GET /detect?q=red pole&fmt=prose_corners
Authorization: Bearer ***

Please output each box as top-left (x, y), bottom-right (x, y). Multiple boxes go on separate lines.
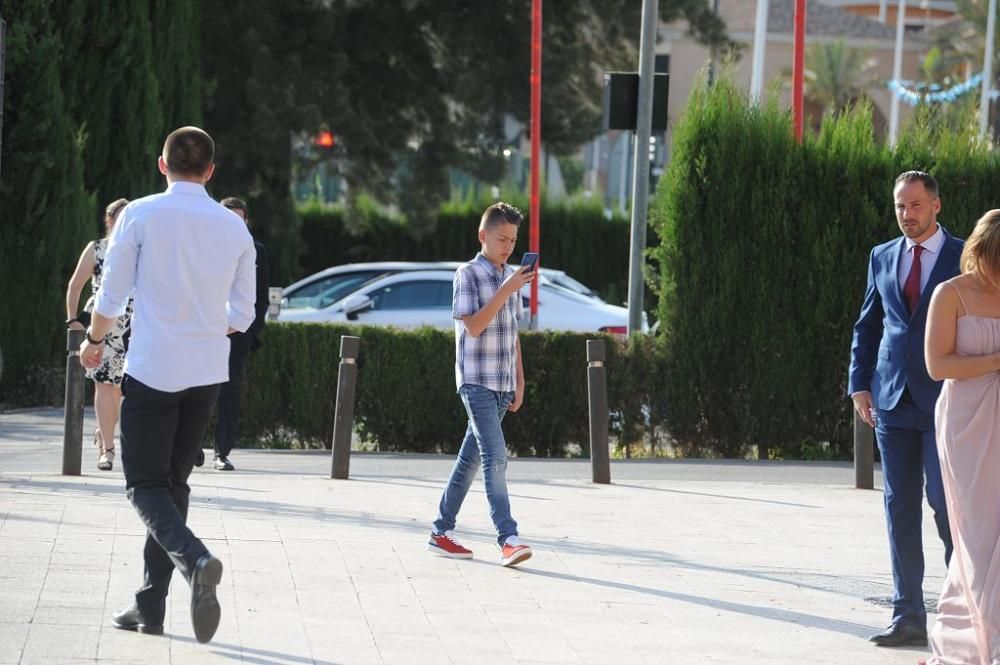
top-left (529, 0), bottom-right (542, 325)
top-left (792, 0), bottom-right (806, 142)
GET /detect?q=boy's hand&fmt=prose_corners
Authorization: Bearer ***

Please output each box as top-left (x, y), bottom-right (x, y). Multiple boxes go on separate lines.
top-left (509, 384), bottom-right (525, 412)
top-left (502, 266), bottom-right (534, 295)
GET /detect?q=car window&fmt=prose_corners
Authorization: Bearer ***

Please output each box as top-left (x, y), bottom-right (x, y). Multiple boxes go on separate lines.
top-left (369, 280), bottom-right (452, 310)
top-left (285, 271), bottom-right (383, 309)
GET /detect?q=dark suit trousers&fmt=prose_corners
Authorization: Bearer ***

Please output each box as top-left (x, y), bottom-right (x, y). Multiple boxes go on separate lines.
top-left (875, 390), bottom-right (953, 630)
top-left (214, 332), bottom-right (252, 458)
top-left (120, 374), bottom-right (220, 622)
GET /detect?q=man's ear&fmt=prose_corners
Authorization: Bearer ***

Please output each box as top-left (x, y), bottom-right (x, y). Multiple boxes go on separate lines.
top-left (478, 227), bottom-right (487, 245)
top-left (202, 163), bottom-right (216, 183)
top-left (157, 156), bottom-right (169, 176)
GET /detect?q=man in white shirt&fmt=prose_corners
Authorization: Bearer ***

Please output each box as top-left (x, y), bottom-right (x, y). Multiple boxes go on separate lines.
top-left (81, 126), bottom-right (256, 645)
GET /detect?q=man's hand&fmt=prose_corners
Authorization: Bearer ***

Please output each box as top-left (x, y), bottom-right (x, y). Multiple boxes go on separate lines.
top-left (502, 266), bottom-right (534, 295)
top-left (79, 339), bottom-right (104, 369)
top-left (509, 384), bottom-right (525, 413)
top-left (852, 390), bottom-right (876, 428)
top-left (68, 320), bottom-right (85, 331)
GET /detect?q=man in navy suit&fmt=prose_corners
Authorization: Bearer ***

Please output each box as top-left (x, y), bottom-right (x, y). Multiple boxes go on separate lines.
top-left (849, 171), bottom-right (960, 647)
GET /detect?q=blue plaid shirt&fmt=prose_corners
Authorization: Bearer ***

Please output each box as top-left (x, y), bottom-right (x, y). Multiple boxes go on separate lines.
top-left (453, 253), bottom-right (524, 392)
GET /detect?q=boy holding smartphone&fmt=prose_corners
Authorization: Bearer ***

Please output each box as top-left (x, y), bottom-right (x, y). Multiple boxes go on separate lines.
top-left (428, 202), bottom-right (535, 567)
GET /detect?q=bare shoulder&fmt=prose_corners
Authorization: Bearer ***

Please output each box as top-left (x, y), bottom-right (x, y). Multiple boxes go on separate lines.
top-left (932, 277), bottom-right (964, 304)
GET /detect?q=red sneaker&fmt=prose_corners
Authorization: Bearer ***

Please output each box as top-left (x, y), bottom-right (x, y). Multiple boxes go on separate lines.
top-left (500, 536), bottom-right (532, 567)
top-left (428, 531), bottom-right (473, 559)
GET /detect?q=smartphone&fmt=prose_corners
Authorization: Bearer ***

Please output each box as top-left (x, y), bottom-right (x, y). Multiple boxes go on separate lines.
top-left (520, 252), bottom-right (538, 272)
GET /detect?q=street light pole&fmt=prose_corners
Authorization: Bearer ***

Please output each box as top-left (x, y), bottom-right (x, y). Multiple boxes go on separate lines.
top-left (626, 0), bottom-right (658, 336)
top-left (980, 0), bottom-right (997, 139)
top-left (750, 0), bottom-right (770, 104)
top-left (791, 0), bottom-right (806, 142)
top-left (889, 0), bottom-right (907, 147)
top-left (529, 0), bottom-right (542, 329)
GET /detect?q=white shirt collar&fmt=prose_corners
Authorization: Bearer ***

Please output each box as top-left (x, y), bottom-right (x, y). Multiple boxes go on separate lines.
top-left (905, 223), bottom-right (944, 254)
top-left (166, 181), bottom-right (209, 197)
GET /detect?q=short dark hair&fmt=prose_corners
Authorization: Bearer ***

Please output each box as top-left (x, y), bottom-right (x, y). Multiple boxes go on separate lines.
top-left (162, 126), bottom-right (214, 177)
top-left (480, 202), bottom-right (523, 231)
top-left (895, 170), bottom-right (939, 198)
top-left (221, 196), bottom-right (248, 216)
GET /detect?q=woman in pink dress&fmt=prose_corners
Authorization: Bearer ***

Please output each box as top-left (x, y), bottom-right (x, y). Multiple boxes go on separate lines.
top-left (924, 209), bottom-right (1000, 665)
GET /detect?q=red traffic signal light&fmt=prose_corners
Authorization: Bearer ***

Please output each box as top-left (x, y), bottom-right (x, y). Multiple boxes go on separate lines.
top-left (315, 131), bottom-right (335, 149)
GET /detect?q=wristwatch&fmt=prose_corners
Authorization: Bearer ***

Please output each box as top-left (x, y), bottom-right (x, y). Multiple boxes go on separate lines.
top-left (85, 329), bottom-right (104, 345)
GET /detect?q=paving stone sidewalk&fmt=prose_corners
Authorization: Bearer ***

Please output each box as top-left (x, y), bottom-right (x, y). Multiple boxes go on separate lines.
top-left (0, 408), bottom-right (945, 665)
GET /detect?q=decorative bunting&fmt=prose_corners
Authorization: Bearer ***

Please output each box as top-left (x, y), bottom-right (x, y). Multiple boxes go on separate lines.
top-left (887, 72), bottom-right (1000, 105)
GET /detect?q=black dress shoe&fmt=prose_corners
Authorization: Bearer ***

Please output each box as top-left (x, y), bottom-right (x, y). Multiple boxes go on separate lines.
top-left (869, 622), bottom-right (928, 647)
top-left (194, 449), bottom-right (205, 467)
top-left (111, 606), bottom-right (164, 635)
top-left (190, 553), bottom-right (223, 644)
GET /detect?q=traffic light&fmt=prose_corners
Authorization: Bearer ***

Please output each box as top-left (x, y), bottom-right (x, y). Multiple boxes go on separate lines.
top-left (314, 130), bottom-right (335, 150)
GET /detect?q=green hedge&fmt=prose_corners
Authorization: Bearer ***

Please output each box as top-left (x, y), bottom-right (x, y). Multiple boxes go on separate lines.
top-left (650, 75), bottom-right (1000, 459)
top-left (298, 200), bottom-right (639, 305)
top-left (239, 323), bottom-right (666, 457)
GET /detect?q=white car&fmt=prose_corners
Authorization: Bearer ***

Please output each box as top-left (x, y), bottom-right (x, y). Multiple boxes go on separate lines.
top-left (278, 265), bottom-right (641, 334)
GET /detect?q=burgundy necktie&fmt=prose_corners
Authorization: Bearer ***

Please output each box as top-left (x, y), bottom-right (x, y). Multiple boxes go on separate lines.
top-left (903, 245), bottom-right (924, 314)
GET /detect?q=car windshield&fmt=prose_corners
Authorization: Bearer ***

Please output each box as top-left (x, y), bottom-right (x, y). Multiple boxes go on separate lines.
top-left (285, 271), bottom-right (384, 309)
top-left (546, 272), bottom-right (600, 299)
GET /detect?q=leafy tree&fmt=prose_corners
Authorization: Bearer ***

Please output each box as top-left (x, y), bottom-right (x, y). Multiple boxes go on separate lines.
top-left (783, 40), bottom-right (878, 115)
top-left (201, 0), bottom-right (733, 280)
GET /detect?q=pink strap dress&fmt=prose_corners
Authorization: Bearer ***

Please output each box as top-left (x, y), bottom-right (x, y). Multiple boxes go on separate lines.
top-left (930, 286), bottom-right (1000, 665)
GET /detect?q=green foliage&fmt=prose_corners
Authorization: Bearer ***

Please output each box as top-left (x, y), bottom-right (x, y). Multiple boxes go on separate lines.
top-left (0, 0), bottom-right (92, 404)
top-left (0, 0), bottom-right (202, 406)
top-left (650, 73), bottom-right (1000, 459)
top-left (240, 323), bottom-right (661, 457)
top-left (298, 201), bottom-right (638, 305)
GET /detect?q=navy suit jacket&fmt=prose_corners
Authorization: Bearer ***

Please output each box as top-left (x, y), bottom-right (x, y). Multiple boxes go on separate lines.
top-left (848, 228), bottom-right (964, 415)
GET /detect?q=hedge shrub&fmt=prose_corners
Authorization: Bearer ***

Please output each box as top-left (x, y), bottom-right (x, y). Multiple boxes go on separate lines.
top-left (239, 323), bottom-right (665, 457)
top-left (650, 75), bottom-right (1000, 459)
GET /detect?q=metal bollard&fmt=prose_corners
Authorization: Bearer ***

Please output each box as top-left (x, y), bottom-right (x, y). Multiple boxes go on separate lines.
top-left (854, 410), bottom-right (874, 490)
top-left (587, 340), bottom-right (611, 484)
top-left (62, 329), bottom-right (86, 476)
top-left (330, 336), bottom-right (360, 479)
top-left (267, 287), bottom-right (283, 321)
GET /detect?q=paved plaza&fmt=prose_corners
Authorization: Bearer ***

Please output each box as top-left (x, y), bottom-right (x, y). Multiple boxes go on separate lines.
top-left (0, 408), bottom-right (946, 664)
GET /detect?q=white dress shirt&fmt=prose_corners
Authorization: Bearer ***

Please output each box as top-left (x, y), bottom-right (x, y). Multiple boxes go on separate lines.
top-left (898, 223), bottom-right (945, 295)
top-left (94, 181), bottom-right (257, 392)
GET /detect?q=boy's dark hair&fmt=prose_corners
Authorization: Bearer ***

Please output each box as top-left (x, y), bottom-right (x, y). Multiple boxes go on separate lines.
top-left (162, 126), bottom-right (214, 177)
top-left (895, 170), bottom-right (939, 198)
top-left (221, 196), bottom-right (248, 216)
top-left (480, 202), bottom-right (523, 230)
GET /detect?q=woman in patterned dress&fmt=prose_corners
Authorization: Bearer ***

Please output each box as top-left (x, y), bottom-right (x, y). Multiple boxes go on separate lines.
top-left (65, 198), bottom-right (131, 471)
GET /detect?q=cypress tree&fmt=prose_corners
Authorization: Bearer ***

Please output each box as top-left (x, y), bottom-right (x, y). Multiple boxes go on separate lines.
top-left (0, 0), bottom-right (92, 404)
top-left (62, 1), bottom-right (162, 228)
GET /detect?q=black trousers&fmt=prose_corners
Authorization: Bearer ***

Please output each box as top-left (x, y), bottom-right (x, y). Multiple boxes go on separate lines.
top-left (214, 333), bottom-right (252, 458)
top-left (120, 374), bottom-right (221, 622)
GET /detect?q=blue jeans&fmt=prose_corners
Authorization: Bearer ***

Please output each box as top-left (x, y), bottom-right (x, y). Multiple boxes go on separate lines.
top-left (875, 392), bottom-right (952, 630)
top-left (433, 384), bottom-right (518, 546)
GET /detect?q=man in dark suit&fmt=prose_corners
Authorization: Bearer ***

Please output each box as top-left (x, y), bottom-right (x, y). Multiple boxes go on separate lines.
top-left (849, 171), bottom-right (961, 647)
top-left (212, 196), bottom-right (269, 471)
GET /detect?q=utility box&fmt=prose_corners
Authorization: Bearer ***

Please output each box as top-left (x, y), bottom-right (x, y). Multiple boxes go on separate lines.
top-left (602, 72), bottom-right (669, 132)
